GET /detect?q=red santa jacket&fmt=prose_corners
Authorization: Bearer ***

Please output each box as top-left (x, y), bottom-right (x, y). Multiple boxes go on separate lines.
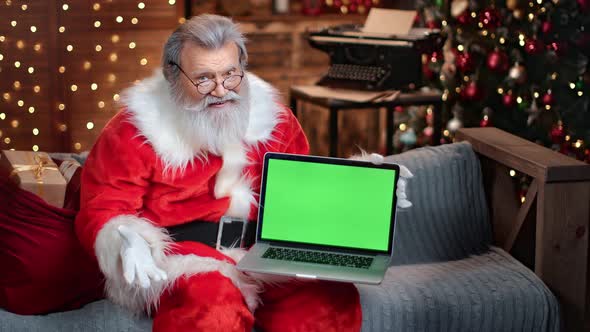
top-left (74, 71), bottom-right (309, 314)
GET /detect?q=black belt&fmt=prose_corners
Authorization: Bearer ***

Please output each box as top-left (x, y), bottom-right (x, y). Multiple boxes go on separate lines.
top-left (165, 217), bottom-right (257, 249)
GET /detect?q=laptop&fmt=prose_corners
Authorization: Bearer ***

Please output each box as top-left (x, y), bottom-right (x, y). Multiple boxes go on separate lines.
top-left (236, 152), bottom-right (399, 284)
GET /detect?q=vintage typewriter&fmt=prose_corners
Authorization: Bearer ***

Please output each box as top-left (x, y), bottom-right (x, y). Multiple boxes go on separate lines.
top-left (308, 24), bottom-right (444, 91)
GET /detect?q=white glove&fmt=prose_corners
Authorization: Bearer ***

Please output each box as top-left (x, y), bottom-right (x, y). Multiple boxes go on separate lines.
top-left (118, 225), bottom-right (167, 288)
top-left (396, 165), bottom-right (414, 209)
top-left (364, 153), bottom-right (414, 209)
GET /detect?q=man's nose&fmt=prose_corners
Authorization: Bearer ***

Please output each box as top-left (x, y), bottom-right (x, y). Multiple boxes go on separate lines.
top-left (209, 79), bottom-right (228, 98)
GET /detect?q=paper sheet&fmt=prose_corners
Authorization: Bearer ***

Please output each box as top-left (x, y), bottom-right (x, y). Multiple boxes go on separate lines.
top-left (362, 8), bottom-right (416, 36)
top-left (292, 85), bottom-right (399, 103)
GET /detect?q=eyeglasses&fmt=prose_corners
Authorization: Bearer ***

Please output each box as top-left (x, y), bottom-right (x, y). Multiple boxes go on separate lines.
top-left (170, 62), bottom-right (244, 95)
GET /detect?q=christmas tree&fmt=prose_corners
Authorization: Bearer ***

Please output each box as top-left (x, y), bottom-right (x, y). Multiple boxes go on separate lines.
top-left (414, 0), bottom-right (590, 163)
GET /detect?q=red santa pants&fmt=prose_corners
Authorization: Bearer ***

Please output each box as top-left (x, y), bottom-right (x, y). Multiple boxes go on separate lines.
top-left (152, 242), bottom-right (362, 332)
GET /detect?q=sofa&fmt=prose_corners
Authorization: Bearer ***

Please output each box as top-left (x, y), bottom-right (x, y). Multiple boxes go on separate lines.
top-left (3, 127), bottom-right (588, 332)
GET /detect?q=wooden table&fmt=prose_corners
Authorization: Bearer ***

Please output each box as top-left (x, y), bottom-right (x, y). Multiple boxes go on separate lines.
top-left (289, 86), bottom-right (444, 157)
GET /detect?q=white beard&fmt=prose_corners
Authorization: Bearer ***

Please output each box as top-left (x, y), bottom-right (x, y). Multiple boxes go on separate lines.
top-left (123, 71), bottom-right (281, 176)
top-left (172, 78), bottom-right (250, 158)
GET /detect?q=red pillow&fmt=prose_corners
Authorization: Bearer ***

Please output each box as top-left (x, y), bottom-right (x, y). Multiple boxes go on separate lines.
top-left (0, 171), bottom-right (103, 315)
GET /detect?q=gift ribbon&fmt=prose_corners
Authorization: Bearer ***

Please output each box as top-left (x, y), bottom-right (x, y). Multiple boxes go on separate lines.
top-left (10, 154), bottom-right (59, 183)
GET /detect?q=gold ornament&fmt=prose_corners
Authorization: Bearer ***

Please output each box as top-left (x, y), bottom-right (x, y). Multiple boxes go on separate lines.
top-left (507, 0), bottom-right (522, 10)
top-left (508, 63), bottom-right (527, 84)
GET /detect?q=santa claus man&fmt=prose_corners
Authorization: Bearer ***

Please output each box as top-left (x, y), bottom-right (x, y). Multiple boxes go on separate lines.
top-left (75, 14), bottom-right (416, 332)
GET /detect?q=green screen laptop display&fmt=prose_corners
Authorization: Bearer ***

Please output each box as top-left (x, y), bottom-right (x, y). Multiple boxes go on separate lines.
top-left (260, 157), bottom-right (397, 252)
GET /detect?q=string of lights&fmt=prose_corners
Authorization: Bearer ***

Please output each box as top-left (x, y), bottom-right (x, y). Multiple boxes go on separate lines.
top-left (0, 0), bottom-right (183, 152)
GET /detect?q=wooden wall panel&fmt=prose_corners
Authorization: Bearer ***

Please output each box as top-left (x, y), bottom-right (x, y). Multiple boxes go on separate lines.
top-left (0, 0), bottom-right (182, 152)
top-left (3, 2), bottom-right (369, 154)
top-left (0, 1), bottom-right (55, 152)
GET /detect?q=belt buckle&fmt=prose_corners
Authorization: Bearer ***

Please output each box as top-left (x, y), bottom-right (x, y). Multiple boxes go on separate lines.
top-left (216, 216), bottom-right (248, 250)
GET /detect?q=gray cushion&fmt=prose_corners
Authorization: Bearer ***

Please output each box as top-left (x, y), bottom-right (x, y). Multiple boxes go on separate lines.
top-left (385, 142), bottom-right (492, 265)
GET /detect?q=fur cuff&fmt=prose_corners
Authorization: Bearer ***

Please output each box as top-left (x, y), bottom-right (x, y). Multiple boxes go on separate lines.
top-left (164, 251), bottom-right (262, 312)
top-left (94, 215), bottom-right (173, 315)
top-left (94, 215), bottom-right (263, 314)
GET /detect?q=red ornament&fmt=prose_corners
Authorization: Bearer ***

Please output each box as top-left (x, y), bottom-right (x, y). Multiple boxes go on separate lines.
top-left (578, 0), bottom-right (590, 12)
top-left (461, 81), bottom-right (483, 101)
top-left (550, 124), bottom-right (565, 144)
top-left (502, 92), bottom-right (516, 108)
top-left (541, 91), bottom-right (554, 105)
top-left (541, 21), bottom-right (553, 35)
top-left (414, 13), bottom-right (422, 24)
top-left (348, 3), bottom-right (358, 13)
top-left (430, 51), bottom-right (443, 62)
top-left (559, 142), bottom-right (569, 155)
top-left (302, 0), bottom-right (322, 15)
top-left (548, 41), bottom-right (569, 57)
top-left (422, 63), bottom-right (435, 80)
top-left (524, 38), bottom-right (544, 55)
top-left (426, 20), bottom-right (441, 29)
top-left (486, 49), bottom-right (509, 73)
top-left (547, 41), bottom-right (568, 57)
top-left (456, 10), bottom-right (473, 26)
top-left (456, 52), bottom-right (475, 73)
top-left (479, 7), bottom-right (501, 30)
top-left (480, 116), bottom-right (491, 127)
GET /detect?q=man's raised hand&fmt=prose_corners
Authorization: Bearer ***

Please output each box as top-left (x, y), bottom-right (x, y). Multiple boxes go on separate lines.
top-left (117, 225), bottom-right (167, 288)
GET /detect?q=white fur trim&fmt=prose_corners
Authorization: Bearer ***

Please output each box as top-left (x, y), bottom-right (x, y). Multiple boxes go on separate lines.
top-left (214, 143), bottom-right (256, 219)
top-left (94, 215), bottom-right (263, 314)
top-left (211, 73), bottom-right (284, 217)
top-left (122, 73), bottom-right (195, 174)
top-left (243, 73), bottom-right (282, 145)
top-left (122, 70), bottom-right (281, 172)
top-left (163, 252), bottom-right (262, 312)
top-left (94, 215), bottom-right (173, 315)
top-left (214, 143), bottom-right (248, 199)
top-left (225, 177), bottom-right (256, 218)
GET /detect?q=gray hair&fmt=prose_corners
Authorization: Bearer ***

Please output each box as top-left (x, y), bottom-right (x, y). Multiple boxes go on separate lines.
top-left (162, 14), bottom-right (248, 84)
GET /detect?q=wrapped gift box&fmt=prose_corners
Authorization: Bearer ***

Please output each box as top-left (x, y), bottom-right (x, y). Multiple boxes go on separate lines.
top-left (0, 150), bottom-right (67, 208)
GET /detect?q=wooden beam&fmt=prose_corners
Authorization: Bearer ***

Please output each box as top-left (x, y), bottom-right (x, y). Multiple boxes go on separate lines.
top-left (458, 127), bottom-right (590, 330)
top-left (536, 181), bottom-right (590, 331)
top-left (456, 127), bottom-right (590, 183)
top-left (503, 179), bottom-right (538, 252)
top-left (481, 160), bottom-right (521, 247)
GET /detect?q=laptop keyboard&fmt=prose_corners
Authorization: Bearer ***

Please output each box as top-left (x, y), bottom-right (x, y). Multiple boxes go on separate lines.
top-left (262, 247), bottom-right (373, 269)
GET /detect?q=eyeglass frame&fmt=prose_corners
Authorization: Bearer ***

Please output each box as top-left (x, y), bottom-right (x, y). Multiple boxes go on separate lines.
top-left (169, 61), bottom-right (244, 95)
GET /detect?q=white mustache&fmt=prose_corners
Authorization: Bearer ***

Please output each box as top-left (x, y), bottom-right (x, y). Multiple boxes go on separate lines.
top-left (183, 91), bottom-right (242, 112)
top-left (204, 91), bottom-right (242, 106)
